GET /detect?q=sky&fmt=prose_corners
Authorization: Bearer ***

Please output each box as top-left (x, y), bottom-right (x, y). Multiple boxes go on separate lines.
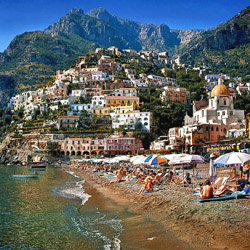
top-left (0, 0), bottom-right (249, 52)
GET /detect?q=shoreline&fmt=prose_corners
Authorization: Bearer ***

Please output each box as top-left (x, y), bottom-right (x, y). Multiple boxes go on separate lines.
top-left (66, 166), bottom-right (250, 250)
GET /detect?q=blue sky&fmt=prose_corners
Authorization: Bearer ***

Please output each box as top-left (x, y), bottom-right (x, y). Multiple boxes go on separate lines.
top-left (0, 0), bottom-right (249, 52)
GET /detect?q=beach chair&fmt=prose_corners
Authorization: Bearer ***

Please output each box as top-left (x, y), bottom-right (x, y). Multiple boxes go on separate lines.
top-left (213, 177), bottom-right (229, 192)
top-left (193, 170), bottom-right (202, 180)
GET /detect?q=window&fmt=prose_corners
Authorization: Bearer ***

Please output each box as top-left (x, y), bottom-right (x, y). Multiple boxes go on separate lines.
top-left (127, 100), bottom-right (130, 105)
top-left (223, 99), bottom-right (227, 105)
top-left (144, 122), bottom-right (148, 126)
top-left (144, 117), bottom-right (148, 121)
top-left (78, 141), bottom-right (80, 145)
top-left (72, 141), bottom-right (75, 145)
top-left (66, 146), bottom-right (68, 150)
top-left (211, 127), bottom-right (214, 131)
top-left (216, 127), bottom-right (219, 131)
top-left (78, 146), bottom-right (80, 150)
top-left (222, 111), bottom-right (225, 116)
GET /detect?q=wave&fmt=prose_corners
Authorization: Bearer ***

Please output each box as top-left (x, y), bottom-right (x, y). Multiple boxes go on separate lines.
top-left (71, 216), bottom-right (122, 250)
top-left (53, 180), bottom-right (91, 205)
top-left (64, 170), bottom-right (80, 178)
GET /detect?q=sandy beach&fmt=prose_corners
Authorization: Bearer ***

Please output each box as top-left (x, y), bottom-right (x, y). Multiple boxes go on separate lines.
top-left (65, 164), bottom-right (250, 250)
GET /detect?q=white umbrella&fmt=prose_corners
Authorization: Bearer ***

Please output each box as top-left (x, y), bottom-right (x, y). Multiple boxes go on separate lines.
top-left (214, 152), bottom-right (250, 167)
top-left (133, 156), bottom-right (147, 165)
top-left (214, 152), bottom-right (250, 200)
top-left (168, 154), bottom-right (188, 165)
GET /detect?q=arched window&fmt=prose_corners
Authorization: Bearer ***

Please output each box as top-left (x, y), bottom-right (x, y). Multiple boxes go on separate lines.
top-left (216, 127), bottom-right (219, 131)
top-left (127, 100), bottom-right (130, 105)
top-left (211, 127), bottom-right (214, 131)
top-left (144, 122), bottom-right (148, 126)
top-left (223, 98), bottom-right (227, 105)
top-left (144, 117), bottom-right (148, 121)
top-left (121, 100), bottom-right (125, 104)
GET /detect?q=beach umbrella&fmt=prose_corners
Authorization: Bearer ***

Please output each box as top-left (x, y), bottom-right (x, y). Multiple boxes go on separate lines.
top-left (144, 154), bottom-right (156, 163)
top-left (133, 156), bottom-right (147, 165)
top-left (149, 156), bottom-right (167, 166)
top-left (214, 152), bottom-right (250, 200)
top-left (214, 152), bottom-right (250, 167)
top-left (168, 154), bottom-right (188, 165)
top-left (130, 155), bottom-right (141, 163)
top-left (177, 154), bottom-right (206, 164)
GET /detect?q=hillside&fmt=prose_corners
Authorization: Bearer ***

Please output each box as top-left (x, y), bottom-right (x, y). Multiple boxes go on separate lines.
top-left (0, 31), bottom-right (96, 96)
top-left (179, 6), bottom-right (250, 75)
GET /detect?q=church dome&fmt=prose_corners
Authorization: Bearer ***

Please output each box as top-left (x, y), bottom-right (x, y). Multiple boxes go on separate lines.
top-left (211, 78), bottom-right (230, 97)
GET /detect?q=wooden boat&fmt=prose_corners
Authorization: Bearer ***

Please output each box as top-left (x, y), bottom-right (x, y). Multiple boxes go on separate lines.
top-left (30, 162), bottom-right (47, 168)
top-left (13, 174), bottom-right (40, 178)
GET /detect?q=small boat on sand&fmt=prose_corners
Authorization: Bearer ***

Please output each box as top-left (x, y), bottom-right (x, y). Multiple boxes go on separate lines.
top-left (12, 174), bottom-right (40, 178)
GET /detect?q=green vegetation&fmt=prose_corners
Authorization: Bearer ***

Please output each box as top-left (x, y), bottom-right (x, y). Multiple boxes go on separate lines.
top-left (234, 92), bottom-right (250, 114)
top-left (0, 31), bottom-right (97, 94)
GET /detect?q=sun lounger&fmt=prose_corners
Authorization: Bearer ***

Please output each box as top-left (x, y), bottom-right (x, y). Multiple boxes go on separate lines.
top-left (197, 191), bottom-right (246, 202)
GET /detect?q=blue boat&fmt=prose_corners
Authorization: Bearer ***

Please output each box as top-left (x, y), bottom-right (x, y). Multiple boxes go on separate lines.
top-left (12, 174), bottom-right (40, 178)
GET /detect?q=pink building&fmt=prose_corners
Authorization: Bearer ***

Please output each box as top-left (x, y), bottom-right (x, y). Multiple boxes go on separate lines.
top-left (59, 136), bottom-right (144, 157)
top-left (104, 137), bottom-right (143, 156)
top-left (60, 137), bottom-right (105, 156)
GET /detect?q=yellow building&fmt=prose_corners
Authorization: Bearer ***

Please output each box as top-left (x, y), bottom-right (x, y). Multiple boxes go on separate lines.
top-left (111, 105), bottom-right (134, 114)
top-left (92, 107), bottom-right (111, 117)
top-left (246, 113), bottom-right (250, 139)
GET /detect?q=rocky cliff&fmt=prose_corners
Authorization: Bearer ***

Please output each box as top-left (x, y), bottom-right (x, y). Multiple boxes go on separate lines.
top-left (179, 6), bottom-right (250, 68)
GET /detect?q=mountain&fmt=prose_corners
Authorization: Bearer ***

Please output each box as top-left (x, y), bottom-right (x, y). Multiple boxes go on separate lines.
top-left (179, 6), bottom-right (250, 75)
top-left (45, 7), bottom-right (194, 52)
top-left (0, 31), bottom-right (96, 101)
top-left (0, 6), bottom-right (249, 103)
top-left (0, 7), bottom-right (199, 103)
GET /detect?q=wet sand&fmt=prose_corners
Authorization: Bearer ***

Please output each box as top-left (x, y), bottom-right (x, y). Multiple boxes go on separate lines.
top-left (66, 165), bottom-right (250, 250)
top-left (82, 180), bottom-right (192, 249)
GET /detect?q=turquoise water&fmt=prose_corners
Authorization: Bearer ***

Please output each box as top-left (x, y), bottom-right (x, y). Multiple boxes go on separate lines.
top-left (0, 165), bottom-right (122, 250)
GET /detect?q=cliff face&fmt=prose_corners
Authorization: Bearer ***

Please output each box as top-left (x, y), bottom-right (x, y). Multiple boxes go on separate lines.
top-left (179, 6), bottom-right (250, 59)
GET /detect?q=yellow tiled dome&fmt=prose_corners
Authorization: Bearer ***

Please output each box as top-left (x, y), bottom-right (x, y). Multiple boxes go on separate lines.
top-left (211, 81), bottom-right (230, 97)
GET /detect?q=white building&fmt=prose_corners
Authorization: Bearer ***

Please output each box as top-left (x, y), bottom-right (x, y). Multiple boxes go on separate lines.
top-left (113, 88), bottom-right (137, 97)
top-left (92, 95), bottom-right (106, 108)
top-left (91, 71), bottom-right (108, 81)
top-left (111, 111), bottom-right (151, 132)
top-left (70, 103), bottom-right (93, 113)
top-left (71, 89), bottom-right (85, 97)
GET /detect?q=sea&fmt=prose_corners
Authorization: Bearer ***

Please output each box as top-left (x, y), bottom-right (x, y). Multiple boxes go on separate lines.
top-left (0, 165), bottom-right (191, 250)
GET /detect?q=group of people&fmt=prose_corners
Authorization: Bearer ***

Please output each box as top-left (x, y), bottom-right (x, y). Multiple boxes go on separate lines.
top-left (199, 163), bottom-right (250, 199)
top-left (67, 158), bottom-right (250, 199)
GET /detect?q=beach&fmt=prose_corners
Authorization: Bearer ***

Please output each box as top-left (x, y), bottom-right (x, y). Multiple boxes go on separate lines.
top-left (65, 164), bottom-right (250, 250)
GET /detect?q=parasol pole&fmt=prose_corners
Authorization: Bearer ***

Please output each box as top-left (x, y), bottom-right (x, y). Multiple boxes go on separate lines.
top-left (192, 162), bottom-right (195, 190)
top-left (235, 166), bottom-right (238, 200)
top-left (183, 164), bottom-right (185, 187)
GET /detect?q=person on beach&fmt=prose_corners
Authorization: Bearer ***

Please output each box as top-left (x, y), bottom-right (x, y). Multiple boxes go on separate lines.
top-left (139, 178), bottom-right (154, 194)
top-left (199, 180), bottom-right (213, 199)
top-left (110, 169), bottom-right (124, 183)
top-left (240, 163), bottom-right (249, 180)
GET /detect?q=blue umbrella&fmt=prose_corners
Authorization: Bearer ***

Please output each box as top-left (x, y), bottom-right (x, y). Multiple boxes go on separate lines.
top-left (144, 155), bottom-right (154, 163)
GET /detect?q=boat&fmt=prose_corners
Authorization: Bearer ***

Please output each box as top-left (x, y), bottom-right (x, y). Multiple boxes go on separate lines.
top-left (13, 174), bottom-right (40, 178)
top-left (28, 168), bottom-right (46, 171)
top-left (30, 162), bottom-right (47, 168)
